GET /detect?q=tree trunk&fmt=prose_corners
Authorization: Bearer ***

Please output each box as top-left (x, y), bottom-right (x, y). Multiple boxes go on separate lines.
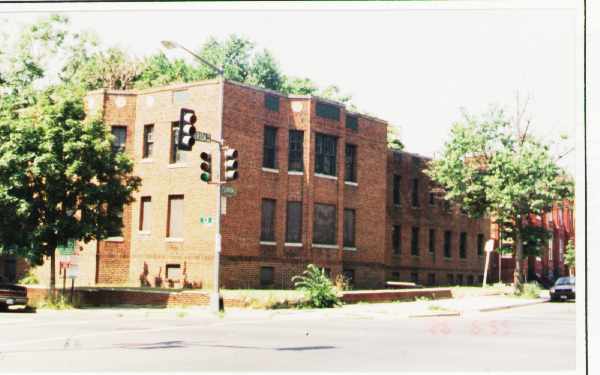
top-left (50, 247), bottom-right (56, 292)
top-left (513, 234), bottom-right (524, 293)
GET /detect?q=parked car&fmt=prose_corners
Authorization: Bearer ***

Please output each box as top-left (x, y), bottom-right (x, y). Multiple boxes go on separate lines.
top-left (0, 275), bottom-right (28, 311)
top-left (550, 276), bottom-right (575, 301)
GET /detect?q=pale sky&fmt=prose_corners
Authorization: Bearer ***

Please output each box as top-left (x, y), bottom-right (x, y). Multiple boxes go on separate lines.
top-left (1, 1), bottom-right (579, 174)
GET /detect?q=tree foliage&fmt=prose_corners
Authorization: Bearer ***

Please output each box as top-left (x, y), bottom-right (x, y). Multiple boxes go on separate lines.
top-left (0, 15), bottom-right (141, 289)
top-left (564, 239), bottom-right (575, 269)
top-left (426, 108), bottom-right (573, 290)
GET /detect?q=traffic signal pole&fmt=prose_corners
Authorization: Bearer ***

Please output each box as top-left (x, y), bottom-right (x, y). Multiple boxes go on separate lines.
top-left (211, 75), bottom-right (225, 313)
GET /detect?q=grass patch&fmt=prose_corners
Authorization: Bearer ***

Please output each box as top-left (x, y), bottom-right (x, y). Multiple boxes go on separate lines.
top-left (221, 289), bottom-right (305, 309)
top-left (34, 294), bottom-right (74, 310)
top-left (428, 305), bottom-right (450, 312)
top-left (510, 282), bottom-right (542, 299)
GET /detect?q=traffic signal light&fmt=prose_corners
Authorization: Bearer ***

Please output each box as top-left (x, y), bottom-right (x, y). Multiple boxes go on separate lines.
top-left (178, 108), bottom-right (197, 151)
top-left (200, 151), bottom-right (212, 182)
top-left (224, 148), bottom-right (239, 181)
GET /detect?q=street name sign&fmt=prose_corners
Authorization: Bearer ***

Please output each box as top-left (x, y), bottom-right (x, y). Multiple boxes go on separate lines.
top-left (221, 186), bottom-right (237, 197)
top-left (195, 131), bottom-right (212, 143)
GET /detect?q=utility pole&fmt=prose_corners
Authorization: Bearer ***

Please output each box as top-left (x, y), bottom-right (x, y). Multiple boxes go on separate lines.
top-left (162, 40), bottom-right (225, 313)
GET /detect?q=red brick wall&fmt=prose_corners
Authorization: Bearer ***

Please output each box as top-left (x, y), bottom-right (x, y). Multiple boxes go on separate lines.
top-left (385, 151), bottom-right (491, 286)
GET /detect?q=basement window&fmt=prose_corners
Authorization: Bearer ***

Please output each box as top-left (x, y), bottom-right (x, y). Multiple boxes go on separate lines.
top-left (260, 267), bottom-right (274, 287)
top-left (166, 264), bottom-right (181, 282)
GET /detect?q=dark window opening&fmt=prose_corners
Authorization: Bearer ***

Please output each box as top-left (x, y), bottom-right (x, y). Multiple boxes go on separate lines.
top-left (429, 229), bottom-right (435, 254)
top-left (346, 114), bottom-right (358, 130)
top-left (392, 225), bottom-right (401, 254)
top-left (391, 271), bottom-right (400, 281)
top-left (260, 267), bottom-right (275, 286)
top-left (393, 175), bottom-right (401, 205)
top-left (263, 126), bottom-right (278, 169)
top-left (457, 274), bottom-right (464, 285)
top-left (288, 130), bottom-right (304, 172)
top-left (411, 227), bottom-right (420, 256)
top-left (285, 201), bottom-right (302, 243)
top-left (111, 126), bottom-right (127, 153)
top-left (411, 272), bottom-right (419, 285)
top-left (265, 94), bottom-right (280, 112)
top-left (459, 232), bottom-right (467, 259)
top-left (428, 273), bottom-right (436, 286)
top-left (467, 275), bottom-right (474, 285)
top-left (412, 178), bottom-right (420, 207)
top-left (343, 209), bottom-right (356, 247)
top-left (170, 122), bottom-right (184, 164)
top-left (316, 101), bottom-right (340, 121)
top-left (343, 269), bottom-right (355, 285)
top-left (315, 133), bottom-right (337, 176)
top-left (345, 144), bottom-right (357, 182)
top-left (447, 274), bottom-right (454, 285)
top-left (444, 231), bottom-right (452, 258)
top-left (477, 233), bottom-right (485, 256)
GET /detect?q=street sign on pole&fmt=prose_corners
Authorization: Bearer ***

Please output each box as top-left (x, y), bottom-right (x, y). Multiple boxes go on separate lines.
top-left (221, 185), bottom-right (237, 197)
top-left (195, 131), bottom-right (212, 143)
top-left (482, 239), bottom-right (495, 287)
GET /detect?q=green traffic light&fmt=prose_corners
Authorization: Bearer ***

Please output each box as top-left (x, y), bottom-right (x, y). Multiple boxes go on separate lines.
top-left (201, 173), bottom-right (210, 182)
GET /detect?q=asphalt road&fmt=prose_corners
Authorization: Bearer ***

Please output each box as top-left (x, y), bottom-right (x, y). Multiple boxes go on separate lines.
top-left (0, 301), bottom-right (575, 372)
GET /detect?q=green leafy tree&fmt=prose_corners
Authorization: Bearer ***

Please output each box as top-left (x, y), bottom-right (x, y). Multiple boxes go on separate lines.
top-left (0, 15), bottom-right (141, 290)
top-left (426, 107), bottom-right (573, 292)
top-left (564, 239), bottom-right (575, 275)
top-left (0, 85), bottom-right (141, 290)
top-left (387, 125), bottom-right (405, 151)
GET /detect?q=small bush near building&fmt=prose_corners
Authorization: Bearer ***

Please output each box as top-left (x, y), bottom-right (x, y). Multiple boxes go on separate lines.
top-left (292, 264), bottom-right (341, 308)
top-left (513, 282), bottom-right (542, 299)
top-left (18, 270), bottom-right (40, 285)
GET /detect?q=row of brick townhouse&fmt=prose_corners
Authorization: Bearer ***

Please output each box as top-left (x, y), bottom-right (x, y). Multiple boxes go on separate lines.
top-left (2, 79), bottom-right (496, 289)
top-left (488, 200), bottom-right (575, 285)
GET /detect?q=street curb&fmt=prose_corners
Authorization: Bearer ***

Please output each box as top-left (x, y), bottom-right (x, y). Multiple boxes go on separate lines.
top-left (409, 312), bottom-right (461, 318)
top-left (478, 299), bottom-right (548, 312)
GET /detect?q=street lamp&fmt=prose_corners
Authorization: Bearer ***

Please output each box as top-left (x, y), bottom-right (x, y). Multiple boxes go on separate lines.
top-left (162, 39), bottom-right (225, 314)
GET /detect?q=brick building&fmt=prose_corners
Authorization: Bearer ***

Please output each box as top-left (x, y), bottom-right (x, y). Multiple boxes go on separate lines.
top-left (489, 200), bottom-right (575, 285)
top-left (1, 79), bottom-right (492, 289)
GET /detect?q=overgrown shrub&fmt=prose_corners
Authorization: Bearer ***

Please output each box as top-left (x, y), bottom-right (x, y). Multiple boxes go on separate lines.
top-left (334, 274), bottom-right (351, 291)
top-left (36, 294), bottom-right (74, 310)
top-left (292, 264), bottom-right (341, 308)
top-left (514, 282), bottom-right (542, 299)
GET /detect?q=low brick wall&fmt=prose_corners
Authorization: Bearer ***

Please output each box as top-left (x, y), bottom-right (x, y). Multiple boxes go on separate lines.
top-left (341, 288), bottom-right (452, 304)
top-left (25, 286), bottom-right (209, 308)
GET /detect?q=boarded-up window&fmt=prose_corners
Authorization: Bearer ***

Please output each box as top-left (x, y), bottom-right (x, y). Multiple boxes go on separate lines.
top-left (393, 175), bottom-right (401, 205)
top-left (286, 201), bottom-right (302, 243)
top-left (167, 195), bottom-right (184, 238)
top-left (459, 232), bottom-right (467, 259)
top-left (444, 231), bottom-right (452, 258)
top-left (411, 227), bottom-right (420, 256)
top-left (393, 225), bottom-right (401, 254)
top-left (313, 203), bottom-right (336, 245)
top-left (263, 126), bottom-right (278, 169)
top-left (139, 196), bottom-right (152, 232)
top-left (343, 209), bottom-right (356, 247)
top-left (111, 126), bottom-right (127, 153)
top-left (288, 130), bottom-right (304, 172)
top-left (345, 144), bottom-right (357, 182)
top-left (315, 133), bottom-right (337, 176)
top-left (143, 124), bottom-right (154, 158)
top-left (261, 199), bottom-right (276, 241)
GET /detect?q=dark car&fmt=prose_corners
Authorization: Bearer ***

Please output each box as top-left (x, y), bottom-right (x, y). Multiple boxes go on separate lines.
top-left (0, 275), bottom-right (28, 311)
top-left (550, 276), bottom-right (575, 301)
